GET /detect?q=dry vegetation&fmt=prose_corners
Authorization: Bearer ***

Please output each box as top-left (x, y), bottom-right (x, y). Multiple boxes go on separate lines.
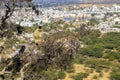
top-left (0, 1), bottom-right (120, 80)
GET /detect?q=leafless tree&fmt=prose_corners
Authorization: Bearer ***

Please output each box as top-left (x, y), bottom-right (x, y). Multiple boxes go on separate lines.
top-left (0, 0), bottom-right (32, 37)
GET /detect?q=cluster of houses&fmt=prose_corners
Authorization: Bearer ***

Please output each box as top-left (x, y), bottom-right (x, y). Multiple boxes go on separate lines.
top-left (0, 4), bottom-right (120, 32)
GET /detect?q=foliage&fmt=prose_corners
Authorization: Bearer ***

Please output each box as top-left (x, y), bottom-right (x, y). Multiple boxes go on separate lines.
top-left (43, 69), bottom-right (65, 80)
top-left (79, 31), bottom-right (120, 60)
top-left (104, 51), bottom-right (120, 61)
top-left (114, 25), bottom-right (120, 29)
top-left (24, 26), bottom-right (37, 33)
top-left (92, 75), bottom-right (98, 79)
top-left (84, 59), bottom-right (111, 72)
top-left (71, 72), bottom-right (89, 80)
top-left (110, 69), bottom-right (120, 80)
top-left (57, 70), bottom-right (66, 79)
top-left (66, 66), bottom-right (75, 73)
top-left (81, 44), bottom-right (103, 58)
top-left (72, 54), bottom-right (86, 64)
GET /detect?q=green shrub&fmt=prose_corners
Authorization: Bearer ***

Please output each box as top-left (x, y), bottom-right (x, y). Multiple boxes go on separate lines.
top-left (72, 54), bottom-right (85, 64)
top-left (71, 73), bottom-right (89, 80)
top-left (24, 26), bottom-right (37, 33)
top-left (104, 44), bottom-right (116, 49)
top-left (44, 69), bottom-right (59, 80)
top-left (84, 59), bottom-right (111, 71)
top-left (81, 44), bottom-right (103, 58)
top-left (57, 70), bottom-right (66, 79)
top-left (110, 69), bottom-right (120, 80)
top-left (66, 66), bottom-right (75, 73)
top-left (92, 75), bottom-right (98, 79)
top-left (104, 51), bottom-right (120, 61)
top-left (44, 69), bottom-right (65, 80)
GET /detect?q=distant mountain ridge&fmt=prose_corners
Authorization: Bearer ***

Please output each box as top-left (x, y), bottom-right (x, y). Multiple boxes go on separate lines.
top-left (34, 0), bottom-right (120, 3)
top-left (32, 0), bottom-right (82, 7)
top-left (0, 0), bottom-right (120, 3)
top-left (33, 0), bottom-right (120, 7)
top-left (83, 0), bottom-right (120, 3)
top-left (1, 0), bottom-right (120, 7)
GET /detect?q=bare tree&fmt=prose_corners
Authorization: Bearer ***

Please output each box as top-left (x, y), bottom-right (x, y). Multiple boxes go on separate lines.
top-left (0, 0), bottom-right (32, 37)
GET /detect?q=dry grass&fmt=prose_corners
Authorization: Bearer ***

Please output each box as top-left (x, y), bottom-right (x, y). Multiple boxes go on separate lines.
top-left (63, 63), bottom-right (111, 80)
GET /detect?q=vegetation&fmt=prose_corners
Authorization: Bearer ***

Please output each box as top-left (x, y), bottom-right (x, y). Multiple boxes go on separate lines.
top-left (110, 69), bottom-right (120, 80)
top-left (84, 59), bottom-right (111, 72)
top-left (114, 25), bottom-right (120, 29)
top-left (24, 26), bottom-right (37, 33)
top-left (1, 3), bottom-right (120, 79)
top-left (81, 44), bottom-right (103, 58)
top-left (78, 31), bottom-right (120, 60)
top-left (71, 72), bottom-right (89, 80)
top-left (42, 69), bottom-right (65, 80)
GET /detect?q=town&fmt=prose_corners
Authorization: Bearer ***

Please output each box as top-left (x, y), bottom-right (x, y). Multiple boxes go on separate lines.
top-left (1, 4), bottom-right (120, 33)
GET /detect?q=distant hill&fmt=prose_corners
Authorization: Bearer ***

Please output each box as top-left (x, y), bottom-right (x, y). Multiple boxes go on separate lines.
top-left (33, 0), bottom-right (120, 7)
top-left (83, 0), bottom-right (120, 4)
top-left (1, 0), bottom-right (120, 7)
top-left (34, 0), bottom-right (120, 4)
top-left (0, 0), bottom-right (120, 4)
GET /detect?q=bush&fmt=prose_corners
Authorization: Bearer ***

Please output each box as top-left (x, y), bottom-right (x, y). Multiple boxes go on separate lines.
top-left (66, 66), bottom-right (75, 73)
top-left (104, 51), bottom-right (120, 61)
top-left (81, 44), bottom-right (103, 58)
top-left (84, 59), bottom-right (111, 71)
top-left (71, 73), bottom-right (89, 80)
top-left (110, 69), bottom-right (120, 80)
top-left (44, 69), bottom-right (58, 80)
top-left (92, 75), bottom-right (98, 79)
top-left (44, 69), bottom-right (65, 80)
top-left (24, 26), bottom-right (37, 33)
top-left (57, 70), bottom-right (66, 79)
top-left (99, 72), bottom-right (103, 77)
top-left (102, 32), bottom-right (120, 48)
top-left (72, 54), bottom-right (86, 64)
top-left (104, 44), bottom-right (116, 49)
